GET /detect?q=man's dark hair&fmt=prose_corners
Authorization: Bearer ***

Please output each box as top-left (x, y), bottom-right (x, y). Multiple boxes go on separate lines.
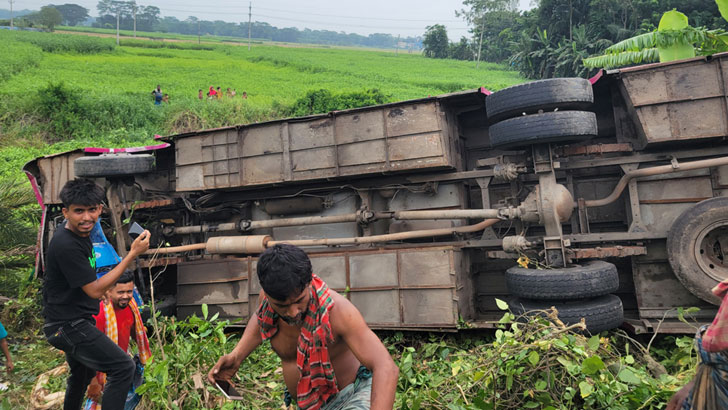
top-left (115, 270), bottom-right (135, 285)
top-left (59, 178), bottom-right (105, 208)
top-left (257, 244), bottom-right (312, 301)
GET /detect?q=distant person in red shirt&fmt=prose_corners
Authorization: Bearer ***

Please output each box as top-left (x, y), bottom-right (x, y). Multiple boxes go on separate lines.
top-left (207, 86), bottom-right (217, 99)
top-left (84, 271), bottom-right (151, 410)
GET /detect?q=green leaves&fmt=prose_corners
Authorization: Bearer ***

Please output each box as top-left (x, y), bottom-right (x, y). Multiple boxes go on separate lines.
top-left (582, 355), bottom-right (606, 375)
top-left (718, 0), bottom-right (728, 23)
top-left (584, 5), bottom-right (728, 70)
top-left (657, 11), bottom-right (695, 63)
top-left (495, 298), bottom-right (509, 311)
top-left (618, 368), bottom-right (642, 384)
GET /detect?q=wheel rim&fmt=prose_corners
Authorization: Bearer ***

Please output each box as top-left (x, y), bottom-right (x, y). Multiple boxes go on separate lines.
top-left (694, 221), bottom-right (728, 282)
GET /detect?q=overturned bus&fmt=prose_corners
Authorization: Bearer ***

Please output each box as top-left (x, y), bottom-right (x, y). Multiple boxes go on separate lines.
top-left (25, 53), bottom-right (728, 334)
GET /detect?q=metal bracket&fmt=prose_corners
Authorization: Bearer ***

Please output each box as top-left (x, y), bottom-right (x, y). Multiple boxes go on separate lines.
top-left (106, 183), bottom-right (129, 258)
top-left (476, 177), bottom-right (497, 240)
top-left (533, 144), bottom-right (568, 267)
top-left (621, 164), bottom-right (647, 233)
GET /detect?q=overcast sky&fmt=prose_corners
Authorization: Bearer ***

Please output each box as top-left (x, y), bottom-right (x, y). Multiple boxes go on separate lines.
top-left (13, 0), bottom-right (533, 39)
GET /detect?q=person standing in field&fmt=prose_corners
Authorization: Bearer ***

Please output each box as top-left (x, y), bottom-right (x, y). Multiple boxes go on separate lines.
top-left (208, 244), bottom-right (398, 410)
top-left (226, 88), bottom-right (233, 98)
top-left (151, 85), bottom-right (162, 105)
top-left (216, 87), bottom-right (222, 100)
top-left (242, 91), bottom-right (248, 99)
top-left (207, 86), bottom-right (216, 99)
top-left (198, 89), bottom-right (204, 100)
top-left (41, 178), bottom-right (150, 410)
top-left (231, 89), bottom-right (237, 97)
top-left (84, 271), bottom-right (151, 410)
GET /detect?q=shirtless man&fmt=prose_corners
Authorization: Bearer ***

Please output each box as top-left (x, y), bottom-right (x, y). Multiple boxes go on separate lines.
top-left (208, 244), bottom-right (399, 409)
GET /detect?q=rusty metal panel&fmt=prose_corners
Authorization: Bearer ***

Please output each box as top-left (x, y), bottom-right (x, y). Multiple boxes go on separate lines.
top-left (310, 256), bottom-right (347, 289)
top-left (177, 259), bottom-right (249, 320)
top-left (388, 132), bottom-right (445, 161)
top-left (716, 165), bottom-right (728, 187)
top-left (242, 155), bottom-right (284, 186)
top-left (349, 253), bottom-right (398, 287)
top-left (631, 244), bottom-right (710, 319)
top-left (637, 175), bottom-right (712, 201)
top-left (38, 152), bottom-right (84, 204)
top-left (401, 289), bottom-right (457, 325)
top-left (350, 290), bottom-right (400, 324)
top-left (570, 246), bottom-right (647, 259)
top-left (291, 147), bottom-right (336, 173)
top-left (289, 118), bottom-right (335, 150)
top-left (270, 192), bottom-right (359, 240)
top-left (619, 57), bottom-right (728, 148)
top-left (202, 130), bottom-right (239, 188)
top-left (249, 260), bottom-right (260, 294)
top-left (335, 111), bottom-right (385, 144)
top-left (385, 103), bottom-right (441, 137)
top-left (400, 249), bottom-right (456, 287)
top-left (637, 176), bottom-right (712, 233)
top-left (388, 183), bottom-right (464, 211)
top-left (338, 141), bottom-right (386, 166)
top-left (174, 101), bottom-right (455, 192)
top-left (242, 125), bottom-right (283, 156)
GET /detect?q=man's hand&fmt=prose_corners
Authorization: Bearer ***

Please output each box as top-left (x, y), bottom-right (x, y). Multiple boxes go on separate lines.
top-left (87, 378), bottom-right (103, 402)
top-left (5, 359), bottom-right (12, 373)
top-left (129, 230), bottom-right (151, 257)
top-left (208, 353), bottom-right (242, 385)
top-left (666, 379), bottom-right (694, 410)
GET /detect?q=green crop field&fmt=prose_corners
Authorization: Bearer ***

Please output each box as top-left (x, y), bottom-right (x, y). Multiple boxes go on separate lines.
top-left (0, 29), bottom-right (525, 183)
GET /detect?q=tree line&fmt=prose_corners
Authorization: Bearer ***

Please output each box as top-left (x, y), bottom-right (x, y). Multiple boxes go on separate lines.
top-left (423, 0), bottom-right (728, 79)
top-left (0, 1), bottom-right (420, 49)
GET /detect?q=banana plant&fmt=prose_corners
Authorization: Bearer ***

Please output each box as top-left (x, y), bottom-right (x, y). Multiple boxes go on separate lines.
top-left (583, 0), bottom-right (728, 69)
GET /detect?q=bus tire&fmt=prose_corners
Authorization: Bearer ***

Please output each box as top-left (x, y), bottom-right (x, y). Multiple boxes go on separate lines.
top-left (509, 295), bottom-right (624, 334)
top-left (667, 197), bottom-right (728, 305)
top-left (489, 111), bottom-right (597, 149)
top-left (486, 77), bottom-right (594, 123)
top-left (74, 154), bottom-right (155, 178)
top-left (505, 260), bottom-right (618, 300)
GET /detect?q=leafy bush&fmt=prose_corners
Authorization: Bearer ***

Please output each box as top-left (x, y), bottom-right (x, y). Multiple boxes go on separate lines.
top-left (0, 269), bottom-right (42, 335)
top-left (34, 82), bottom-right (166, 140)
top-left (394, 303), bottom-right (696, 410)
top-left (14, 31), bottom-right (115, 54)
top-left (137, 305), bottom-right (280, 409)
top-left (290, 88), bottom-right (391, 116)
top-left (120, 39), bottom-right (217, 51)
top-left (0, 34), bottom-right (44, 82)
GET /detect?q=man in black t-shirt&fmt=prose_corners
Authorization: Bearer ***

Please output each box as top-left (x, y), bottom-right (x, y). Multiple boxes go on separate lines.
top-left (42, 178), bottom-right (150, 410)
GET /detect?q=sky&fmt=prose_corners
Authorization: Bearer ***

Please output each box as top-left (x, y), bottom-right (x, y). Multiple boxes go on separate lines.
top-left (12, 0), bottom-right (533, 39)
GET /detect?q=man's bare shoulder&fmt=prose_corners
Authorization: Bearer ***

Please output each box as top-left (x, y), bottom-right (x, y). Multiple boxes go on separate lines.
top-left (329, 290), bottom-right (366, 331)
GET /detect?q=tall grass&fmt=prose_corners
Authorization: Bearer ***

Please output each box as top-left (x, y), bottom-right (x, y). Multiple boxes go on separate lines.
top-left (119, 39), bottom-right (217, 51)
top-left (8, 30), bottom-right (116, 54)
top-left (0, 38), bottom-right (43, 82)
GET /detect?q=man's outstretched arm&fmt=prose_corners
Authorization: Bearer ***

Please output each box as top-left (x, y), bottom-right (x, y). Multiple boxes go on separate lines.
top-left (208, 313), bottom-right (263, 384)
top-left (81, 231), bottom-right (150, 299)
top-left (333, 297), bottom-right (399, 410)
